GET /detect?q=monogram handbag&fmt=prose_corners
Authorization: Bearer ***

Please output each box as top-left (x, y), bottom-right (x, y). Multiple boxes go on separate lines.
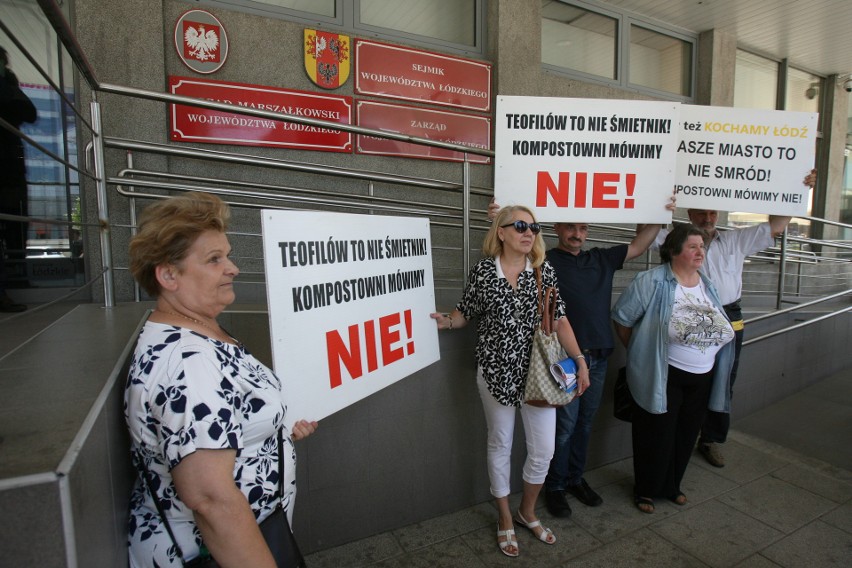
top-left (524, 269), bottom-right (576, 408)
top-left (140, 429), bottom-right (306, 568)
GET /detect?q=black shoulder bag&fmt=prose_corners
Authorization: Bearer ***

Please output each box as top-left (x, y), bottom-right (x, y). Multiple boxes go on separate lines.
top-left (613, 366), bottom-right (636, 422)
top-left (139, 429), bottom-right (306, 567)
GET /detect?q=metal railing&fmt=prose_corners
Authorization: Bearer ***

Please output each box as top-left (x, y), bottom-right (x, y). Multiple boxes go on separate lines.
top-left (743, 288), bottom-right (852, 345)
top-left (3, 0), bottom-right (848, 344)
top-left (17, 2), bottom-right (481, 304)
top-left (86, 83), bottom-right (493, 306)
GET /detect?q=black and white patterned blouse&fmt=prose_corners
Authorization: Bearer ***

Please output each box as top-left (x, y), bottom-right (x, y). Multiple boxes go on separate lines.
top-left (456, 256), bottom-right (566, 407)
top-left (124, 322), bottom-right (296, 567)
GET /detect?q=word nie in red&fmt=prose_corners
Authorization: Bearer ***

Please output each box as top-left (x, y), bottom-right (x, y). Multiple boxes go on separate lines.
top-left (326, 309), bottom-right (415, 388)
top-left (537, 171), bottom-right (636, 209)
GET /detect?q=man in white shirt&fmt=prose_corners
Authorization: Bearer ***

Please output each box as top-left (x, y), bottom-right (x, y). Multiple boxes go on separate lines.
top-left (686, 210), bottom-right (788, 466)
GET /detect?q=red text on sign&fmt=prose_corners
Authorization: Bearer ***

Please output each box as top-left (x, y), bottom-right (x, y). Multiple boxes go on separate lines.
top-left (326, 309), bottom-right (415, 388)
top-left (536, 171), bottom-right (637, 209)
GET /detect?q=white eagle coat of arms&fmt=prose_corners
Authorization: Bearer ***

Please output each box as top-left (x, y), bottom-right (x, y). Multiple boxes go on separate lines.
top-left (184, 24), bottom-right (219, 62)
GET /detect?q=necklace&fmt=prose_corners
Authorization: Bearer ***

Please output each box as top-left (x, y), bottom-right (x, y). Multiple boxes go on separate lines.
top-left (157, 309), bottom-right (218, 334)
top-left (672, 268), bottom-right (700, 287)
top-left (678, 281), bottom-right (708, 306)
top-left (157, 308), bottom-right (242, 348)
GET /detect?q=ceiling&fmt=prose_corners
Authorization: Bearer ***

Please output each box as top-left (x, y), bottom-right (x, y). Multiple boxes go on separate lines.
top-left (605, 0), bottom-right (852, 77)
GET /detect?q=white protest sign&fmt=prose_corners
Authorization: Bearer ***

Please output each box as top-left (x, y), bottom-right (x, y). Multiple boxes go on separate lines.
top-left (675, 105), bottom-right (817, 215)
top-left (261, 211), bottom-right (440, 429)
top-left (494, 95), bottom-right (679, 223)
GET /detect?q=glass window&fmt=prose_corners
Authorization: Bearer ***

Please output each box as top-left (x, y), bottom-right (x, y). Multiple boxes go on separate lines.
top-left (540, 2), bottom-right (695, 99)
top-left (629, 25), bottom-right (692, 96)
top-left (786, 67), bottom-right (821, 113)
top-left (734, 50), bottom-right (778, 109)
top-left (210, 0), bottom-right (336, 18)
top-left (197, 0), bottom-right (482, 52)
top-left (1, 4), bottom-right (83, 287)
top-left (360, 0), bottom-right (476, 46)
top-left (541, 2), bottom-right (617, 80)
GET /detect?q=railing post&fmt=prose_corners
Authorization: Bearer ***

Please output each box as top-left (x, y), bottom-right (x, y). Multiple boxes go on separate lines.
top-left (776, 228), bottom-right (788, 309)
top-left (127, 151), bottom-right (141, 302)
top-left (90, 101), bottom-right (115, 307)
top-left (463, 153), bottom-right (471, 276)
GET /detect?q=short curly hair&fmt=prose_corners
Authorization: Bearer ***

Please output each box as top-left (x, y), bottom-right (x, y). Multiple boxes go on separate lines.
top-left (129, 193), bottom-right (230, 296)
top-left (660, 223), bottom-right (707, 264)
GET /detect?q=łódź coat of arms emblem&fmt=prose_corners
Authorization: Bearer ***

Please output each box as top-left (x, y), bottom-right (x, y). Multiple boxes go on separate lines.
top-left (174, 9), bottom-right (229, 74)
top-left (304, 29), bottom-right (350, 89)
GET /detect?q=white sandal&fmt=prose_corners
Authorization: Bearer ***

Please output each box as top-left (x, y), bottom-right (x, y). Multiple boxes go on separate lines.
top-left (513, 511), bottom-right (556, 545)
top-left (497, 524), bottom-right (519, 557)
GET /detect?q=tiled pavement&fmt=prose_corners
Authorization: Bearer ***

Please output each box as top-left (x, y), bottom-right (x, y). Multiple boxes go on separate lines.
top-left (303, 370), bottom-right (852, 567)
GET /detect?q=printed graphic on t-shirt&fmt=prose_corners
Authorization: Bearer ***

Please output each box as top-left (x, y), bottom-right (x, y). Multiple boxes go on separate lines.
top-left (671, 288), bottom-right (734, 353)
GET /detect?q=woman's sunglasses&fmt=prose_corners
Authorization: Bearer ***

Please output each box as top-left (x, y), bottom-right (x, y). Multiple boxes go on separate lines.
top-left (501, 220), bottom-right (542, 234)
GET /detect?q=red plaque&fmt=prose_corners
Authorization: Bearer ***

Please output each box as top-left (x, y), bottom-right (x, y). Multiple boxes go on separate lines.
top-left (356, 100), bottom-right (491, 163)
top-left (355, 39), bottom-right (492, 112)
top-left (169, 76), bottom-right (352, 152)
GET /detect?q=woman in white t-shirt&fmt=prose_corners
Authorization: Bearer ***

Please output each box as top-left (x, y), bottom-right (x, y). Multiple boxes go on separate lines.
top-left (612, 223), bottom-right (735, 514)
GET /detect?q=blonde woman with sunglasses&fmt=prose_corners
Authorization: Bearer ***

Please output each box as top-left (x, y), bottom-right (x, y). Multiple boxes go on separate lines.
top-left (431, 205), bottom-right (589, 558)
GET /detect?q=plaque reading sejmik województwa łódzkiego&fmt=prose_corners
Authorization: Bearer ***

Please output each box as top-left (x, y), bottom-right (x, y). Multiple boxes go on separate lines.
top-left (354, 39), bottom-right (492, 112)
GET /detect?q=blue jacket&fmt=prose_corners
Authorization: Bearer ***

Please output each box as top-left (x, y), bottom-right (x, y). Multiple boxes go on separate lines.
top-left (611, 263), bottom-right (735, 414)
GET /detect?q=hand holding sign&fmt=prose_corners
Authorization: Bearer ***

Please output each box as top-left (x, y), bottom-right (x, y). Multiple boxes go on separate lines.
top-left (291, 419), bottom-right (319, 441)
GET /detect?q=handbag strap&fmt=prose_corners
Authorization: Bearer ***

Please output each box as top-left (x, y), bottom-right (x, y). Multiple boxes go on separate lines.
top-left (534, 267), bottom-right (557, 335)
top-left (137, 428), bottom-right (286, 564)
top-left (136, 451), bottom-right (191, 564)
top-left (275, 428), bottom-right (285, 506)
top-left (534, 266), bottom-right (542, 315)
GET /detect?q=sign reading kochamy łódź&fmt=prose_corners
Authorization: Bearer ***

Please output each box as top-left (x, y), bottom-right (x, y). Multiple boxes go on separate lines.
top-left (494, 96), bottom-right (680, 223)
top-left (356, 100), bottom-right (491, 163)
top-left (354, 39), bottom-right (492, 112)
top-left (262, 211), bottom-right (440, 430)
top-left (169, 76), bottom-right (352, 152)
top-left (674, 105), bottom-right (817, 215)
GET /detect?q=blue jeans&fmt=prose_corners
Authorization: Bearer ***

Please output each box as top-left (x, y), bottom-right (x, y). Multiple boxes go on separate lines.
top-left (545, 354), bottom-right (608, 491)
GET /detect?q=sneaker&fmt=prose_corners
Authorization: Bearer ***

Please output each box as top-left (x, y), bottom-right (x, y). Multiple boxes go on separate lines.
top-left (698, 442), bottom-right (725, 467)
top-left (544, 490), bottom-right (572, 518)
top-left (0, 294), bottom-right (26, 313)
top-left (566, 478), bottom-right (603, 507)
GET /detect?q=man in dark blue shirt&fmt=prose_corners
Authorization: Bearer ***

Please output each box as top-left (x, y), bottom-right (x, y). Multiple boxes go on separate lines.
top-left (542, 220), bottom-right (665, 517)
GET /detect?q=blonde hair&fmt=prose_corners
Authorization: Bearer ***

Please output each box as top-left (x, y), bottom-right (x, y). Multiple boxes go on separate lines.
top-left (129, 193), bottom-right (230, 296)
top-left (481, 205), bottom-right (546, 268)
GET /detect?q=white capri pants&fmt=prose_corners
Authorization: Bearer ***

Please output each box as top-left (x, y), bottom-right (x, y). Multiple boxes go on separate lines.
top-left (476, 368), bottom-right (556, 498)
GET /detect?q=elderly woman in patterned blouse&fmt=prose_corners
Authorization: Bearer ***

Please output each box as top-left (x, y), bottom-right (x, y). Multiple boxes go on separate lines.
top-left (125, 192), bottom-right (317, 567)
top-left (431, 205), bottom-right (589, 558)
